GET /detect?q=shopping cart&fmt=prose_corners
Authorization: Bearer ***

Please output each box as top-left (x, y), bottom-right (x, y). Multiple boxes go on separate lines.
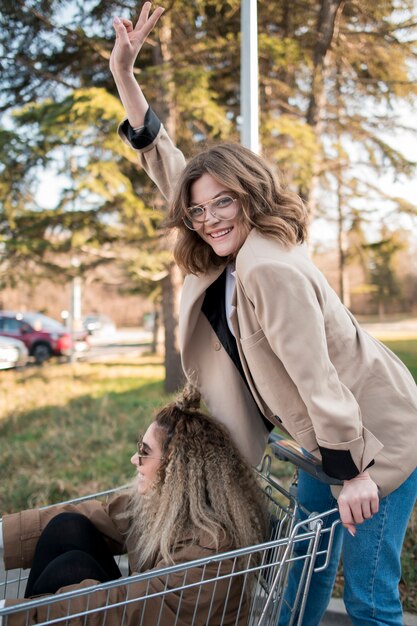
top-left (0, 449), bottom-right (340, 626)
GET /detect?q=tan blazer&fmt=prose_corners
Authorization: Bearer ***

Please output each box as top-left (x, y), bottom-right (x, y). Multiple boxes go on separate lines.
top-left (119, 121), bottom-right (417, 497)
top-left (3, 494), bottom-right (248, 626)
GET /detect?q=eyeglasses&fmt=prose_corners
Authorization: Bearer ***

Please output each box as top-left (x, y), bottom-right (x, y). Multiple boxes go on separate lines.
top-left (136, 439), bottom-right (163, 466)
top-left (183, 195), bottom-right (238, 231)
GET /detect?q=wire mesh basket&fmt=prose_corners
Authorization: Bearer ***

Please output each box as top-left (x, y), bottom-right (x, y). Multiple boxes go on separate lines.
top-left (0, 455), bottom-right (340, 626)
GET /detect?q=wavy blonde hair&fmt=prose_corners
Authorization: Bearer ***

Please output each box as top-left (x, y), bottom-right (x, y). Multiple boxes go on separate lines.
top-left (127, 385), bottom-right (269, 571)
top-left (164, 142), bottom-right (309, 275)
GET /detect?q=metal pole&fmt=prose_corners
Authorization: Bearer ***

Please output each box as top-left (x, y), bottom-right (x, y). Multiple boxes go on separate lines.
top-left (240, 0), bottom-right (259, 153)
top-left (69, 257), bottom-right (81, 363)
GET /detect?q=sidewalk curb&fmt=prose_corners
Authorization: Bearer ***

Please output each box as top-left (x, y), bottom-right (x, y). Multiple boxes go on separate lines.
top-left (321, 598), bottom-right (417, 625)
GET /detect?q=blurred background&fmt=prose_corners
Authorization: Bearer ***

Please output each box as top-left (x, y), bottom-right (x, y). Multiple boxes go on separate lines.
top-left (0, 0), bottom-right (416, 384)
top-left (0, 0), bottom-right (417, 614)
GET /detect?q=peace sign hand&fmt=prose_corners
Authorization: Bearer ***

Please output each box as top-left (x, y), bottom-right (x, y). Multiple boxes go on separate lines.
top-left (110, 2), bottom-right (165, 75)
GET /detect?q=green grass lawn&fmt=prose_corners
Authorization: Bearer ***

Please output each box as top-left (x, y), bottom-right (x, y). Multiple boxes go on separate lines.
top-left (383, 339), bottom-right (417, 381)
top-left (0, 341), bottom-right (416, 611)
top-left (0, 356), bottom-right (171, 513)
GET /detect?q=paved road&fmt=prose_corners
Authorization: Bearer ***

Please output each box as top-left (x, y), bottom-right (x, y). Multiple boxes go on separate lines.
top-left (360, 316), bottom-right (417, 340)
top-left (73, 328), bottom-right (153, 362)
top-left (17, 319), bottom-right (417, 368)
top-left (82, 318), bottom-right (417, 360)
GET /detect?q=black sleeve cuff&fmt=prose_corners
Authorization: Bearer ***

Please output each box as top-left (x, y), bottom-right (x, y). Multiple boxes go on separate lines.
top-left (318, 446), bottom-right (375, 481)
top-left (121, 106), bottom-right (162, 150)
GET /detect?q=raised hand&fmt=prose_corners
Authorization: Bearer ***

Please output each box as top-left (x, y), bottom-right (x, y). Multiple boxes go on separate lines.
top-left (110, 2), bottom-right (164, 76)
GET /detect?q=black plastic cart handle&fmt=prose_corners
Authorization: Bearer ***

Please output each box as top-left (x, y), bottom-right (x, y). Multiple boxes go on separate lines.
top-left (268, 432), bottom-right (343, 486)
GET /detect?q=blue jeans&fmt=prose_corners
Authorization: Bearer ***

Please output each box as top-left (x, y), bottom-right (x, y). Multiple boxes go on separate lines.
top-left (278, 467), bottom-right (417, 626)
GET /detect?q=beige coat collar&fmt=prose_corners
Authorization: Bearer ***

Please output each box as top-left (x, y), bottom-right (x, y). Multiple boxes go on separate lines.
top-left (179, 264), bottom-right (226, 351)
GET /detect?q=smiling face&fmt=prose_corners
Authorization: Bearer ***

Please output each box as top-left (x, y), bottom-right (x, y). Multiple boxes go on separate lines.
top-left (131, 422), bottom-right (164, 495)
top-left (190, 173), bottom-right (250, 257)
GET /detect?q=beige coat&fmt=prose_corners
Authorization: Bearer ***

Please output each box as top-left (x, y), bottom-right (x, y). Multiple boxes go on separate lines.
top-left (2, 494), bottom-right (248, 626)
top-left (119, 120), bottom-right (417, 497)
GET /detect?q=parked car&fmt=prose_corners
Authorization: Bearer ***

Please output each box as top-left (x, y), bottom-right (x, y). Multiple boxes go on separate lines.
top-left (82, 314), bottom-right (116, 336)
top-left (0, 311), bottom-right (88, 364)
top-left (0, 335), bottom-right (29, 369)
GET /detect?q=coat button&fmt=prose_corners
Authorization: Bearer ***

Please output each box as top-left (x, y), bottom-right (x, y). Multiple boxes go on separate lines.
top-left (213, 341), bottom-right (221, 351)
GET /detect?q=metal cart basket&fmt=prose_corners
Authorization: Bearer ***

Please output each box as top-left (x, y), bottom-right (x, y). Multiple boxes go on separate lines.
top-left (0, 453), bottom-right (340, 626)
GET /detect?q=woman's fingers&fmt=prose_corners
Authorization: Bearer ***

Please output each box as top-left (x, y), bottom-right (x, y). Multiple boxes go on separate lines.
top-left (113, 16), bottom-right (130, 44)
top-left (337, 495), bottom-right (356, 527)
top-left (370, 492), bottom-right (379, 515)
top-left (345, 523), bottom-right (356, 537)
top-left (135, 1), bottom-right (152, 32)
top-left (360, 499), bottom-right (372, 520)
top-left (113, 5), bottom-right (164, 48)
top-left (111, 5), bottom-right (164, 75)
top-left (121, 18), bottom-right (134, 33)
top-left (361, 491), bottom-right (379, 519)
top-left (135, 5), bottom-right (165, 40)
top-left (337, 471), bottom-right (380, 534)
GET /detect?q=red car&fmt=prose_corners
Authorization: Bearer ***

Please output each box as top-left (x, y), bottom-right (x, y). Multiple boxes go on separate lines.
top-left (0, 311), bottom-right (86, 364)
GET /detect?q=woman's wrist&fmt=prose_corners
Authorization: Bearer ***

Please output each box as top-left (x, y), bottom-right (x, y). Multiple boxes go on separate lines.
top-left (112, 73), bottom-right (148, 128)
top-left (343, 470), bottom-right (371, 484)
top-left (111, 66), bottom-right (135, 81)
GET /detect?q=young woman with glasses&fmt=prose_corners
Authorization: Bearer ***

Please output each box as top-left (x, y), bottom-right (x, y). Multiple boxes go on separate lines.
top-left (109, 5), bottom-right (417, 626)
top-left (0, 385), bottom-right (268, 626)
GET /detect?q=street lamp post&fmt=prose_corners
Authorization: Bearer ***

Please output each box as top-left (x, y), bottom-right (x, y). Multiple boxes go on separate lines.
top-left (69, 257), bottom-right (82, 363)
top-left (240, 0), bottom-right (259, 153)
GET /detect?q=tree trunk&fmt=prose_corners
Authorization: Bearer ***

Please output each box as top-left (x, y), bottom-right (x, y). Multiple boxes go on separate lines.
top-left (335, 53), bottom-right (350, 307)
top-left (337, 180), bottom-right (351, 307)
top-left (152, 16), bottom-right (176, 137)
top-left (378, 299), bottom-right (385, 321)
top-left (161, 263), bottom-right (184, 393)
top-left (304, 0), bottom-right (345, 216)
top-left (150, 304), bottom-right (160, 355)
top-left (152, 15), bottom-right (183, 392)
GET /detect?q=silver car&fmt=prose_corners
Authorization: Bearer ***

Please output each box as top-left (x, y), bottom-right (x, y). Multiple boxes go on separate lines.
top-left (0, 335), bottom-right (29, 369)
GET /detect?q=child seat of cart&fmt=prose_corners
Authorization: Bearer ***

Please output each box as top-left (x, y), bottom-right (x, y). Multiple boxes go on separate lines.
top-left (0, 452), bottom-right (340, 626)
top-left (268, 432), bottom-right (343, 486)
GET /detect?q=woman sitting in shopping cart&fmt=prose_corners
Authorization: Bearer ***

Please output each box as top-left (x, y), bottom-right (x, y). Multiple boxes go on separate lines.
top-left (0, 384), bottom-right (268, 626)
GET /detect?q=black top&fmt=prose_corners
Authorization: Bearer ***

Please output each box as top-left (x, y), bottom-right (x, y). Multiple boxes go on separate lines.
top-left (202, 270), bottom-right (274, 434)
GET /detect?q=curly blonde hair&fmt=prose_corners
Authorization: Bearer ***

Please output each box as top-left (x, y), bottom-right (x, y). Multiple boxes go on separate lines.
top-left (128, 385), bottom-right (269, 570)
top-left (164, 142), bottom-right (309, 275)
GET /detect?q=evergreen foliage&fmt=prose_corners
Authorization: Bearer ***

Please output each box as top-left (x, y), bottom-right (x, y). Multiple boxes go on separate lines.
top-left (0, 0), bottom-right (416, 355)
